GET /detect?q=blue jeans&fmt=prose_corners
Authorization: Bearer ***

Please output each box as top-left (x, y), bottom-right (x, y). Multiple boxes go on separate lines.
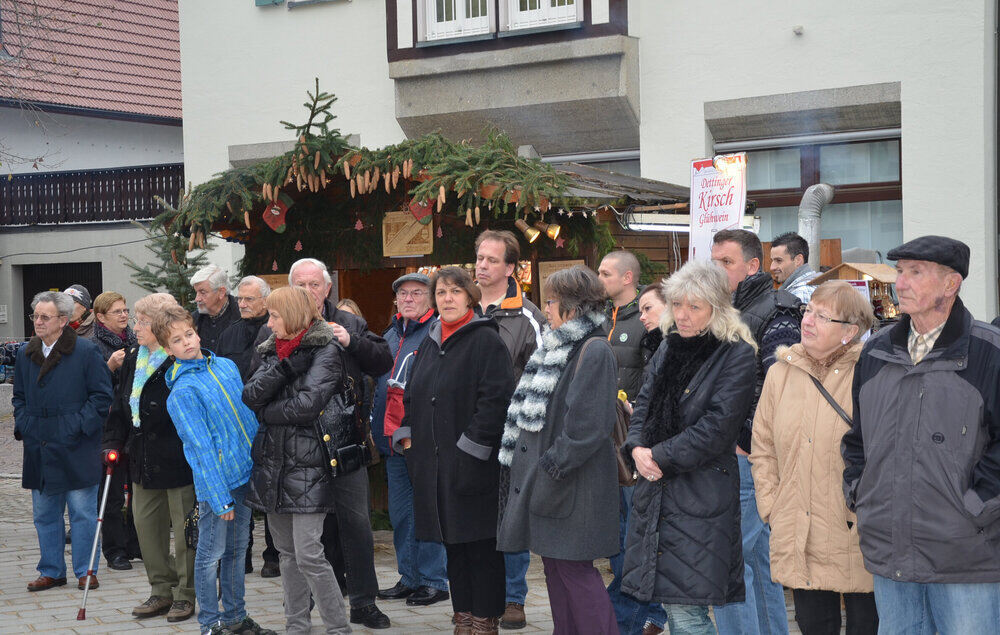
top-left (31, 485), bottom-right (99, 579)
top-left (386, 454), bottom-right (448, 591)
top-left (505, 550), bottom-right (530, 604)
top-left (195, 483), bottom-right (251, 630)
top-left (664, 604), bottom-right (715, 635)
top-left (609, 485), bottom-right (668, 634)
top-left (713, 455), bottom-right (788, 635)
top-left (873, 574), bottom-right (1000, 634)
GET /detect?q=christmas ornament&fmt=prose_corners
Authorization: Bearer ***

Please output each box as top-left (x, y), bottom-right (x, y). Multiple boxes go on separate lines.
top-left (555, 237), bottom-right (565, 248)
top-left (408, 198), bottom-right (434, 223)
top-left (436, 226), bottom-right (443, 238)
top-left (272, 260), bottom-right (278, 271)
top-left (354, 218), bottom-right (364, 231)
top-left (262, 192), bottom-right (295, 233)
top-left (294, 240), bottom-right (303, 251)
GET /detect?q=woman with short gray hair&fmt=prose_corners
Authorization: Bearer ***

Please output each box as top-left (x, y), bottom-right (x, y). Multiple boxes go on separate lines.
top-left (497, 264), bottom-right (620, 634)
top-left (620, 259), bottom-right (757, 634)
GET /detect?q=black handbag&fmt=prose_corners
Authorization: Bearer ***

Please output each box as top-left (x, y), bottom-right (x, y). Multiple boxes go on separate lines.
top-left (184, 503), bottom-right (199, 549)
top-left (315, 376), bottom-right (370, 478)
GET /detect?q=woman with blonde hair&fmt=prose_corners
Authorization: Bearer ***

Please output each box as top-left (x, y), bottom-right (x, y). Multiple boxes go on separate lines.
top-left (104, 292), bottom-right (196, 622)
top-left (620, 259), bottom-right (757, 634)
top-left (242, 285), bottom-right (352, 634)
top-left (750, 281), bottom-right (878, 635)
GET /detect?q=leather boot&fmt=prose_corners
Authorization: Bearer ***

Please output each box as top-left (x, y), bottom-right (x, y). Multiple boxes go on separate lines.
top-left (471, 615), bottom-right (500, 634)
top-left (453, 611), bottom-right (473, 635)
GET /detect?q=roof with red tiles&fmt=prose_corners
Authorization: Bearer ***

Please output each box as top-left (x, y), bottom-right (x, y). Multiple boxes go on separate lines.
top-left (0, 0), bottom-right (181, 120)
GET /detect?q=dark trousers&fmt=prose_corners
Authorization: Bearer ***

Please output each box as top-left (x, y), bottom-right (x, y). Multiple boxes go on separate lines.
top-left (792, 588), bottom-right (878, 635)
top-left (542, 557), bottom-right (618, 635)
top-left (99, 454), bottom-right (140, 560)
top-left (445, 538), bottom-right (506, 619)
top-left (315, 466), bottom-right (378, 608)
top-left (245, 514), bottom-right (281, 570)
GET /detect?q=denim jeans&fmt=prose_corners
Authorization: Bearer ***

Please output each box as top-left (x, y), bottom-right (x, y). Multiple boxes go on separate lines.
top-left (873, 574), bottom-right (1000, 634)
top-left (609, 485), bottom-right (668, 634)
top-left (195, 482), bottom-right (251, 630)
top-left (663, 604), bottom-right (715, 635)
top-left (713, 455), bottom-right (789, 635)
top-left (386, 454), bottom-right (448, 591)
top-left (504, 550), bottom-right (530, 604)
top-left (31, 485), bottom-right (99, 579)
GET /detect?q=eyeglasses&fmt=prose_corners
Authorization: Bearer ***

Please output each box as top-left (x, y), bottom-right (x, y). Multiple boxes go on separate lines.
top-left (544, 299), bottom-right (558, 306)
top-left (107, 308), bottom-right (129, 316)
top-left (28, 313), bottom-right (60, 323)
top-left (800, 305), bottom-right (851, 325)
top-left (396, 290), bottom-right (427, 300)
top-left (129, 318), bottom-right (152, 328)
top-left (237, 296), bottom-right (263, 303)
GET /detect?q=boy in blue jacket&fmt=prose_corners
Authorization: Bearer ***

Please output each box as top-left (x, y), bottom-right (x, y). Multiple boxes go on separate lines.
top-left (153, 305), bottom-right (274, 635)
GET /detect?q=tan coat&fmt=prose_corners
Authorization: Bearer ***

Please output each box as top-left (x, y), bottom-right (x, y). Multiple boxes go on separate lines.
top-left (750, 342), bottom-right (873, 593)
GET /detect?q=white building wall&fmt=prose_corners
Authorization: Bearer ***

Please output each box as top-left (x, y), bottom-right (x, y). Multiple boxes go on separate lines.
top-left (177, 0), bottom-right (404, 187)
top-left (637, 0), bottom-right (998, 318)
top-left (0, 107), bottom-right (183, 174)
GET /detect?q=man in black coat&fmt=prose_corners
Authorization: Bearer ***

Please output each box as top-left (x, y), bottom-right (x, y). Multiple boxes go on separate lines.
top-left (216, 275), bottom-right (279, 578)
top-left (277, 257), bottom-right (394, 630)
top-left (190, 264), bottom-right (240, 353)
top-left (710, 229), bottom-right (800, 635)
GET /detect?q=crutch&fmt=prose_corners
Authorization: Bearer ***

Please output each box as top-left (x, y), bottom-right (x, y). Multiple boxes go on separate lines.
top-left (77, 449), bottom-right (118, 620)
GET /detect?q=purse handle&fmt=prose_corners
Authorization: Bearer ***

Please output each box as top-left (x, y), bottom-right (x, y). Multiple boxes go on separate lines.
top-left (809, 375), bottom-right (852, 427)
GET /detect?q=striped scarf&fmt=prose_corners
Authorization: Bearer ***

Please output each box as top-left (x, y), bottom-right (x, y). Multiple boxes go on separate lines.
top-left (130, 346), bottom-right (168, 428)
top-left (499, 311), bottom-right (606, 466)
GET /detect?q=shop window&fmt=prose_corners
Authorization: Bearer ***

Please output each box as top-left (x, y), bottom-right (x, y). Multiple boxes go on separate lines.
top-left (747, 148), bottom-right (801, 190)
top-left (819, 140), bottom-right (900, 185)
top-left (757, 201), bottom-right (903, 260)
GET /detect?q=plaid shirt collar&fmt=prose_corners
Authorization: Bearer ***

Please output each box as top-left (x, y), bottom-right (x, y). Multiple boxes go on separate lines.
top-left (908, 320), bottom-right (946, 365)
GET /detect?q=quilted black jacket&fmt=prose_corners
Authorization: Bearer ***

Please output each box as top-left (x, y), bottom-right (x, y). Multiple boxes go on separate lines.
top-left (242, 319), bottom-right (346, 514)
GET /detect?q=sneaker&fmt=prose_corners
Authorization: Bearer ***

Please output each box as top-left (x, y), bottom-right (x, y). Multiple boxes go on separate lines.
top-left (228, 616), bottom-right (277, 635)
top-left (132, 595), bottom-right (172, 618)
top-left (166, 600), bottom-right (195, 622)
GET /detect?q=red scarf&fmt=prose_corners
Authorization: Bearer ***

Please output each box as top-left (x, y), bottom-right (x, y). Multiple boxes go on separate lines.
top-left (441, 309), bottom-right (474, 343)
top-left (276, 329), bottom-right (307, 360)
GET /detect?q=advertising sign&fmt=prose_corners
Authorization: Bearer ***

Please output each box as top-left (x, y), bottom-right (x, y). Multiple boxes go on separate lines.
top-left (689, 153), bottom-right (748, 260)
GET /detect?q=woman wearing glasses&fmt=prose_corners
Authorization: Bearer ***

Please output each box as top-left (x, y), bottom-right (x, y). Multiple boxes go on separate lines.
top-left (90, 291), bottom-right (137, 380)
top-left (750, 281), bottom-right (878, 635)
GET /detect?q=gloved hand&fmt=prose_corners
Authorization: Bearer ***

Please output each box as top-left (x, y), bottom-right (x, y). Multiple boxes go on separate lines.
top-left (279, 352), bottom-right (312, 378)
top-left (13, 428), bottom-right (22, 441)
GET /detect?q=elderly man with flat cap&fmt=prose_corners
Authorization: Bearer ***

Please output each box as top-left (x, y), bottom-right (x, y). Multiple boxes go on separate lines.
top-left (842, 236), bottom-right (1000, 633)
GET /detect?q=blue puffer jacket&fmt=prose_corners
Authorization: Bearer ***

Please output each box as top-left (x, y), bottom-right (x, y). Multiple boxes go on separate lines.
top-left (14, 328), bottom-right (112, 495)
top-left (370, 309), bottom-right (437, 456)
top-left (165, 350), bottom-right (258, 515)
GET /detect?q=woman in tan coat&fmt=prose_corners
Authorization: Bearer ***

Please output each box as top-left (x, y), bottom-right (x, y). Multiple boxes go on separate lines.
top-left (750, 281), bottom-right (878, 635)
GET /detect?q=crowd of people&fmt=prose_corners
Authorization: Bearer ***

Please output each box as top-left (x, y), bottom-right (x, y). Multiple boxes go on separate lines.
top-left (10, 228), bottom-right (1000, 635)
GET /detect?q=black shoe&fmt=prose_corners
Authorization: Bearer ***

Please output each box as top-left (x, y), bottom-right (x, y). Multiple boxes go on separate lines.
top-left (350, 604), bottom-right (390, 629)
top-left (377, 580), bottom-right (416, 600)
top-left (260, 561), bottom-right (280, 578)
top-left (108, 554), bottom-right (133, 571)
top-left (65, 529), bottom-right (71, 545)
top-left (245, 560), bottom-right (253, 574)
top-left (406, 586), bottom-right (450, 606)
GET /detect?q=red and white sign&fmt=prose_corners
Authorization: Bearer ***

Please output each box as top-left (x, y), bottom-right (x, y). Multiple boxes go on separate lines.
top-left (688, 153), bottom-right (748, 260)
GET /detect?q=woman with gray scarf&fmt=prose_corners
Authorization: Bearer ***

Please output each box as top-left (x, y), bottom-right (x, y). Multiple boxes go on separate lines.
top-left (497, 265), bottom-right (619, 635)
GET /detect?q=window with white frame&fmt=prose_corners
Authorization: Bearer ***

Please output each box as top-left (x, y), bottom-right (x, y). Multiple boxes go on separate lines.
top-left (503, 0), bottom-right (581, 32)
top-left (424, 0), bottom-right (492, 41)
top-left (419, 0), bottom-right (583, 43)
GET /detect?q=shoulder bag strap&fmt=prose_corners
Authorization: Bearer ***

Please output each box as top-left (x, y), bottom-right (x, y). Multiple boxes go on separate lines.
top-left (574, 337), bottom-right (601, 375)
top-left (809, 374), bottom-right (852, 427)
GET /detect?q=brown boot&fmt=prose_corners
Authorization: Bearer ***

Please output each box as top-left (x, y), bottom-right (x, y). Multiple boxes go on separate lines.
top-left (471, 616), bottom-right (500, 634)
top-left (453, 611), bottom-right (473, 635)
top-left (500, 602), bottom-right (526, 629)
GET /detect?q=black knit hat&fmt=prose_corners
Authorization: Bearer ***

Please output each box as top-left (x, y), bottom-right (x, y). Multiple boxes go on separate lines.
top-left (63, 284), bottom-right (93, 309)
top-left (887, 236), bottom-right (970, 279)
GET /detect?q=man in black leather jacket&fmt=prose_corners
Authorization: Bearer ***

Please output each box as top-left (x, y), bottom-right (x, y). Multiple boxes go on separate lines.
top-left (710, 229), bottom-right (801, 635)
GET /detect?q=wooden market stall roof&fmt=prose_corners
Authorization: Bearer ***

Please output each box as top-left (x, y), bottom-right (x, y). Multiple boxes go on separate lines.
top-left (811, 262), bottom-right (898, 285)
top-left (552, 163), bottom-right (689, 202)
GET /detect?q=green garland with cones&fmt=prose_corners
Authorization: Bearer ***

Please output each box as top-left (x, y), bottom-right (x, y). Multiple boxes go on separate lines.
top-left (171, 80), bottom-right (619, 274)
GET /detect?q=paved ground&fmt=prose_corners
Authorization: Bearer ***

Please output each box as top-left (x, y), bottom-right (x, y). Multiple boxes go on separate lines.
top-left (0, 412), bottom-right (810, 634)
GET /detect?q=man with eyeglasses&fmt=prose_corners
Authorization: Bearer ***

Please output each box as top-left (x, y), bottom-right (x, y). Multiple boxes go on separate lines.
top-left (709, 228), bottom-right (801, 635)
top-left (14, 291), bottom-right (113, 592)
top-left (217, 276), bottom-right (279, 579)
top-left (372, 272), bottom-right (450, 608)
top-left (190, 264), bottom-right (241, 354)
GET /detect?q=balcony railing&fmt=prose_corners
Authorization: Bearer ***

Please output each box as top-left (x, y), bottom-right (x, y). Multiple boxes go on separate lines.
top-left (0, 163), bottom-right (184, 227)
top-left (422, 0), bottom-right (579, 42)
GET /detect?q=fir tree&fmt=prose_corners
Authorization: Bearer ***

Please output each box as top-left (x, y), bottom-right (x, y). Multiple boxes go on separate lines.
top-left (121, 189), bottom-right (213, 311)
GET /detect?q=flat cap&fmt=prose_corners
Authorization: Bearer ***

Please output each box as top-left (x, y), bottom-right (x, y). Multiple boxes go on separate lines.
top-left (392, 272), bottom-right (431, 292)
top-left (887, 235), bottom-right (970, 279)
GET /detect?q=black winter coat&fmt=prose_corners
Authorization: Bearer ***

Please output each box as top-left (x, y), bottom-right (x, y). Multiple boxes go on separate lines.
top-left (216, 314), bottom-right (268, 381)
top-left (103, 346), bottom-right (193, 490)
top-left (621, 337), bottom-right (756, 605)
top-left (399, 316), bottom-right (515, 544)
top-left (191, 295), bottom-right (241, 355)
top-left (605, 294), bottom-right (647, 400)
top-left (243, 319), bottom-right (346, 514)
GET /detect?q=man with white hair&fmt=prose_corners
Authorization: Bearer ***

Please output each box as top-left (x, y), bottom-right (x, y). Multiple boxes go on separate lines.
top-left (190, 264), bottom-right (240, 353)
top-left (14, 291), bottom-right (113, 592)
